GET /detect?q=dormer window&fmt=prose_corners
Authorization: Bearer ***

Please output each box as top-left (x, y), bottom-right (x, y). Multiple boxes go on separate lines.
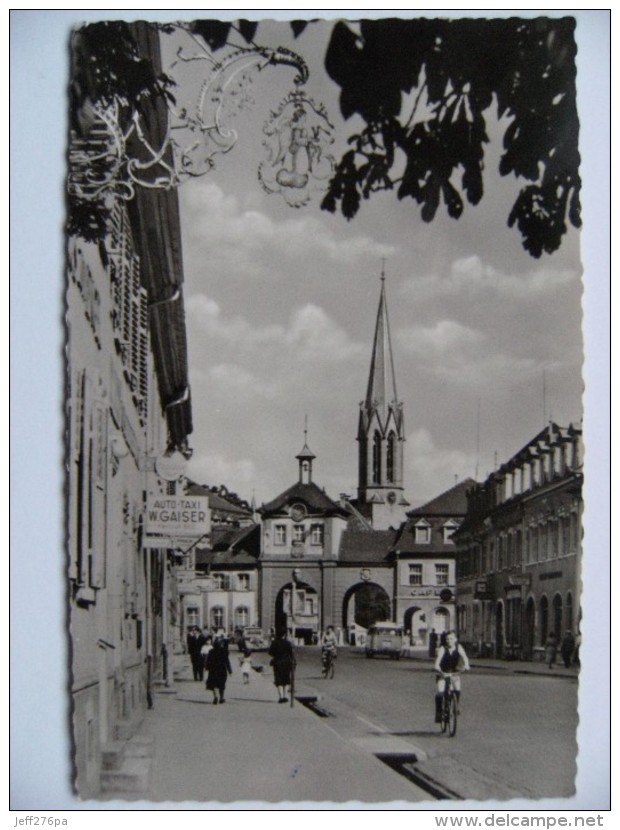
top-left (443, 520), bottom-right (459, 544)
top-left (414, 520), bottom-right (431, 544)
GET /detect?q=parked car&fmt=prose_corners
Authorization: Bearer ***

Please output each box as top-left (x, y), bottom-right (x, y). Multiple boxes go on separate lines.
top-left (238, 626), bottom-right (268, 652)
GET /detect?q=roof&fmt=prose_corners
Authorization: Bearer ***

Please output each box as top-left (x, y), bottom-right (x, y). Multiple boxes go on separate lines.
top-left (365, 276), bottom-right (399, 421)
top-left (186, 482), bottom-right (253, 517)
top-left (407, 478), bottom-right (476, 517)
top-left (195, 524), bottom-right (260, 567)
top-left (337, 528), bottom-right (396, 563)
top-left (260, 481), bottom-right (348, 517)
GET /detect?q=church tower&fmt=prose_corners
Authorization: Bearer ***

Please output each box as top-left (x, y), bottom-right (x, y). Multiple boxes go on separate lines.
top-left (357, 267), bottom-right (409, 529)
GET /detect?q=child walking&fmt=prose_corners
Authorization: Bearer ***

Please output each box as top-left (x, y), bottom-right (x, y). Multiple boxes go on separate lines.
top-left (240, 650), bottom-right (253, 684)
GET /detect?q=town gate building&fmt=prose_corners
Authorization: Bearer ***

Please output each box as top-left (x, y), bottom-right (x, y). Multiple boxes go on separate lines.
top-left (257, 276), bottom-right (412, 643)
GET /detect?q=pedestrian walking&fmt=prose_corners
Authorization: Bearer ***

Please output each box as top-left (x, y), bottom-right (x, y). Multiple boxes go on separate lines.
top-left (560, 630), bottom-right (575, 668)
top-left (268, 629), bottom-right (295, 703)
top-left (200, 635), bottom-right (213, 677)
top-left (205, 637), bottom-right (232, 704)
top-left (429, 628), bottom-right (438, 658)
top-left (545, 631), bottom-right (558, 669)
top-left (240, 650), bottom-right (253, 684)
top-left (187, 626), bottom-right (205, 681)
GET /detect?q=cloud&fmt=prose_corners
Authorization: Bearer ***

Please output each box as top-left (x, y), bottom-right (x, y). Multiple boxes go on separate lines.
top-left (186, 294), bottom-right (364, 364)
top-left (396, 318), bottom-right (537, 388)
top-left (181, 181), bottom-right (396, 282)
top-left (400, 253), bottom-right (580, 302)
top-left (186, 452), bottom-right (257, 494)
top-left (405, 428), bottom-right (478, 504)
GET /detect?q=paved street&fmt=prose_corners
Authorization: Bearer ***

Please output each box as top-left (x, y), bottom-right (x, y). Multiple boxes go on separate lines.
top-left (99, 647), bottom-right (579, 805)
top-left (251, 646), bottom-right (579, 801)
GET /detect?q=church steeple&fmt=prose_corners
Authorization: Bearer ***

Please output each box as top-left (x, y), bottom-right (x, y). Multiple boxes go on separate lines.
top-left (357, 266), bottom-right (409, 528)
top-left (365, 262), bottom-right (399, 420)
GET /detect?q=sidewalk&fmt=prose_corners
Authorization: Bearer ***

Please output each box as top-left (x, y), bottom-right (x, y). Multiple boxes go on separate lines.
top-left (400, 648), bottom-right (580, 679)
top-left (100, 654), bottom-right (431, 805)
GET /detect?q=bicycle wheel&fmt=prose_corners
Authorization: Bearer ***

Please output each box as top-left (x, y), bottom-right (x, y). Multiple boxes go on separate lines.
top-left (448, 694), bottom-right (458, 736)
top-left (328, 659), bottom-right (335, 679)
top-left (440, 696), bottom-right (448, 733)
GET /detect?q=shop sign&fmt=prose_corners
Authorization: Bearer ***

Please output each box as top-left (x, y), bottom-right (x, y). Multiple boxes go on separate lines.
top-left (410, 587), bottom-right (439, 597)
top-left (146, 495), bottom-right (210, 537)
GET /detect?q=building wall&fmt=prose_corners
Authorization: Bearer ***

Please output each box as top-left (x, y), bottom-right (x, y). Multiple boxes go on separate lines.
top-left (67, 232), bottom-right (156, 795)
top-left (454, 424), bottom-right (583, 659)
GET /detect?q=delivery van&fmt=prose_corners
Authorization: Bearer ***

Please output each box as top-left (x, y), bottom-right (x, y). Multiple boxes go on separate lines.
top-left (365, 622), bottom-right (404, 659)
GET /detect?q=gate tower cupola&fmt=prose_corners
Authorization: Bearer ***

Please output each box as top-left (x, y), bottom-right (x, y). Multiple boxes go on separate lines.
top-left (357, 266), bottom-right (409, 529)
top-left (297, 418), bottom-right (316, 484)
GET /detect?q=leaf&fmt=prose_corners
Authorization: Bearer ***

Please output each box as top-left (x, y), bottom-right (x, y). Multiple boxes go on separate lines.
top-left (290, 20), bottom-right (310, 38)
top-left (190, 20), bottom-right (232, 51)
top-left (237, 19), bottom-right (258, 44)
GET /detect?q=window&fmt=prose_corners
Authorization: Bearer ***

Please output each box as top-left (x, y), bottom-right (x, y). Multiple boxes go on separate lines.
top-left (443, 521), bottom-right (458, 544)
top-left (415, 522), bottom-right (431, 544)
top-left (274, 524), bottom-right (287, 545)
top-left (386, 431), bottom-right (396, 482)
top-left (310, 524), bottom-right (324, 545)
top-left (435, 564), bottom-right (449, 586)
top-left (304, 597), bottom-right (315, 615)
top-left (237, 573), bottom-right (250, 591)
top-left (235, 606), bottom-right (249, 628)
top-left (408, 564), bottom-right (422, 586)
top-left (372, 431), bottom-right (382, 483)
top-left (212, 573), bottom-right (230, 590)
top-left (211, 607), bottom-right (225, 629)
top-left (186, 606), bottom-right (199, 628)
top-left (293, 524), bottom-right (305, 542)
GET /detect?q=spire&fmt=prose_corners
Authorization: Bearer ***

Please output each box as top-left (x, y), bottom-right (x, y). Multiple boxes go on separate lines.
top-left (365, 263), bottom-right (398, 422)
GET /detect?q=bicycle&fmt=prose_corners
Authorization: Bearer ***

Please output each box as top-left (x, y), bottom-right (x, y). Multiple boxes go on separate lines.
top-left (437, 672), bottom-right (458, 736)
top-left (321, 648), bottom-right (335, 679)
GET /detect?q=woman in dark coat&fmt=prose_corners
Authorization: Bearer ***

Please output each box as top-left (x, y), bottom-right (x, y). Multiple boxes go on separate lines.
top-left (205, 637), bottom-right (232, 704)
top-left (268, 629), bottom-right (295, 703)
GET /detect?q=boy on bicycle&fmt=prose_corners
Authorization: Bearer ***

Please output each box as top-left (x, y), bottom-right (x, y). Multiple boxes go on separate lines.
top-left (321, 625), bottom-right (338, 665)
top-left (434, 629), bottom-right (470, 722)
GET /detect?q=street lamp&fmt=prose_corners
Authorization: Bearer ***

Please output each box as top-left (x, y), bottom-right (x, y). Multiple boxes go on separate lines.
top-left (290, 568), bottom-right (301, 643)
top-left (290, 568), bottom-right (301, 709)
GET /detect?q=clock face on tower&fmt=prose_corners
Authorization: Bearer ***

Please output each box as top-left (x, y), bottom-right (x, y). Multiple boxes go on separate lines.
top-left (387, 491), bottom-right (397, 504)
top-left (290, 503), bottom-right (307, 522)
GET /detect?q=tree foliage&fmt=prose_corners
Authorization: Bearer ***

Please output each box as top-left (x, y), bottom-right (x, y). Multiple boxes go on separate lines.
top-left (321, 17), bottom-right (581, 257)
top-left (68, 17), bottom-right (581, 257)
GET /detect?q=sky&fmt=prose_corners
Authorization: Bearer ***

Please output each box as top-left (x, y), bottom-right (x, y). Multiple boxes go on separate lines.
top-left (158, 17), bottom-right (585, 508)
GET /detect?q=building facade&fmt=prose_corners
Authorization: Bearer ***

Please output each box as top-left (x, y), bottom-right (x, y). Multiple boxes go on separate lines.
top-left (67, 22), bottom-right (194, 796)
top-left (453, 423), bottom-right (583, 660)
top-left (391, 480), bottom-right (475, 651)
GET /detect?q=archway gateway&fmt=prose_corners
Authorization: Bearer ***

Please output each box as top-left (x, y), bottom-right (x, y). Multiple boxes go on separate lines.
top-left (274, 581), bottom-right (318, 645)
top-left (342, 582), bottom-right (391, 633)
